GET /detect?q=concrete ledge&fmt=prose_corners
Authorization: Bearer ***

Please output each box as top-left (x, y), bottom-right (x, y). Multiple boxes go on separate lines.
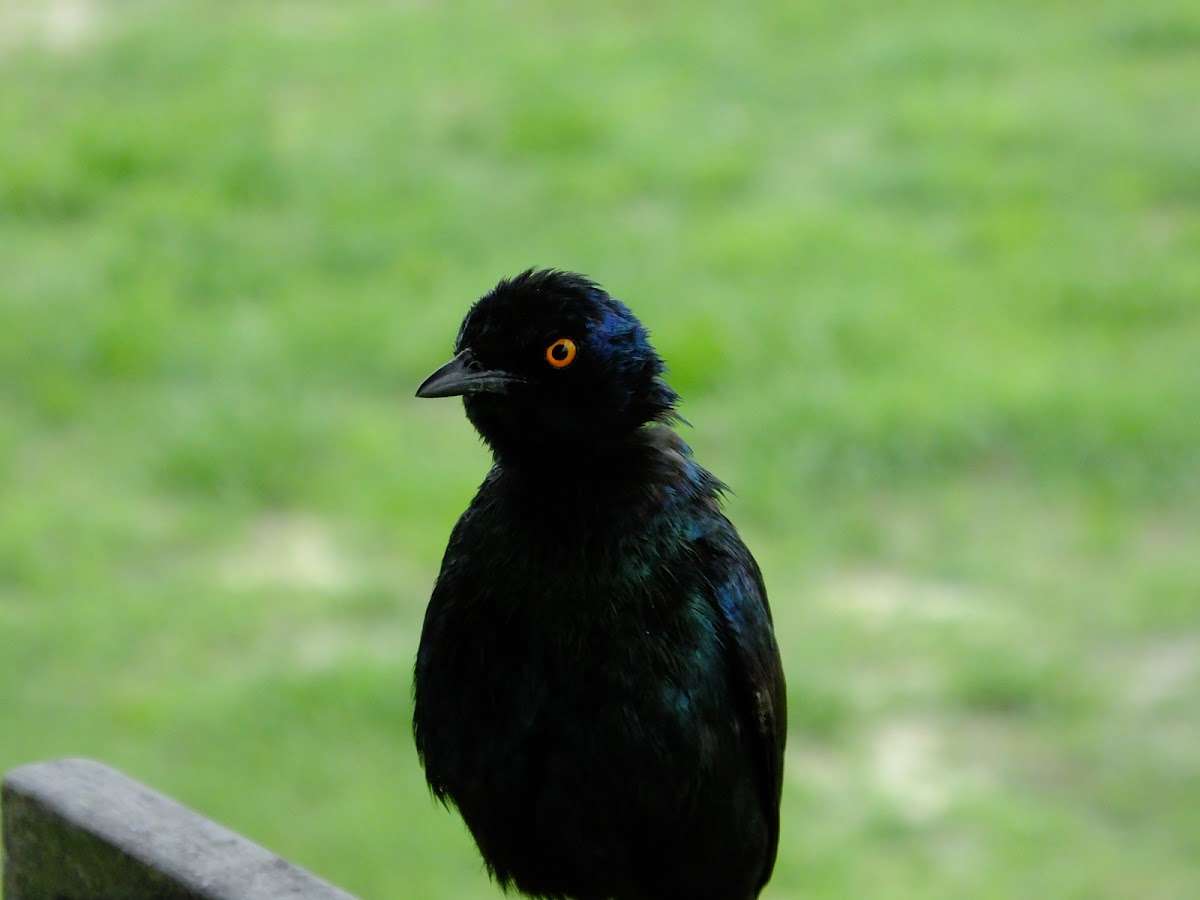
top-left (2, 758), bottom-right (360, 900)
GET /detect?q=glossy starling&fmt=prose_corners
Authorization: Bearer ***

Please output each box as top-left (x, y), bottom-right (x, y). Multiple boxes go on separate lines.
top-left (413, 269), bottom-right (786, 900)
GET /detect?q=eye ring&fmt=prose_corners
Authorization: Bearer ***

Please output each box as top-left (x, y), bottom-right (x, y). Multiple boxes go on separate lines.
top-left (545, 338), bottom-right (577, 369)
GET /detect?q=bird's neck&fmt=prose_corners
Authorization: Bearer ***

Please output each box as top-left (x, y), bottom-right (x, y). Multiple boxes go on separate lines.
top-left (476, 426), bottom-right (720, 598)
top-left (491, 428), bottom-right (655, 491)
top-left (487, 425), bottom-right (715, 529)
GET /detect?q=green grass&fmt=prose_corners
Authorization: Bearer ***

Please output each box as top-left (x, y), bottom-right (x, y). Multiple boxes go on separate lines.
top-left (2, 1), bottom-right (1199, 897)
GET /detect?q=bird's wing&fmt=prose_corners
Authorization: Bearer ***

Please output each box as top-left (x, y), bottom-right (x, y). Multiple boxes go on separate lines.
top-left (699, 524), bottom-right (787, 891)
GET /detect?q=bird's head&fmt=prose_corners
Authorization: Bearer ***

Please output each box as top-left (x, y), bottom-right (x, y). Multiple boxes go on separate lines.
top-left (416, 269), bottom-right (679, 465)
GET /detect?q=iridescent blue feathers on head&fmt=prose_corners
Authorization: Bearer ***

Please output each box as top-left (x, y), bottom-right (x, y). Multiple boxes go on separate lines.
top-left (418, 269), bottom-right (679, 465)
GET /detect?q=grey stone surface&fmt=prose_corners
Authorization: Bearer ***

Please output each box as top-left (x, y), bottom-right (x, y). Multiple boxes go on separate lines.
top-left (2, 758), bottom-right (361, 900)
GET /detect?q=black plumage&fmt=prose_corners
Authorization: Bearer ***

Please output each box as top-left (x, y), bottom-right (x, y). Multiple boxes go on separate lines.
top-left (413, 269), bottom-right (786, 900)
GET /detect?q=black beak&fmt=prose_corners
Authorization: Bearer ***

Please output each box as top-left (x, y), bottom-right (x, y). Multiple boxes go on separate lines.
top-left (415, 349), bottom-right (525, 399)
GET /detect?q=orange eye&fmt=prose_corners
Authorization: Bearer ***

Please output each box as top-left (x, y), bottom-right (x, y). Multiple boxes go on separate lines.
top-left (545, 338), bottom-right (577, 369)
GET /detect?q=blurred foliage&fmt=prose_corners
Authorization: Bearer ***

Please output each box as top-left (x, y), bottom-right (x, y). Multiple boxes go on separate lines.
top-left (1, 1), bottom-right (1198, 898)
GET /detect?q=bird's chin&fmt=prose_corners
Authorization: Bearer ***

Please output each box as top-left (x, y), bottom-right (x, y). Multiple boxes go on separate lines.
top-left (462, 394), bottom-right (516, 445)
top-left (462, 392), bottom-right (506, 419)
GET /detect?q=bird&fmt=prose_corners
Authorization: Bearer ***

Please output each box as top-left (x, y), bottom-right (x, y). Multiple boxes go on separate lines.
top-left (412, 269), bottom-right (786, 900)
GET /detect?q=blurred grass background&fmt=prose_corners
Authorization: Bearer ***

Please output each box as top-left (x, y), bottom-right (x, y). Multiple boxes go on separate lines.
top-left (2, 0), bottom-right (1199, 897)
